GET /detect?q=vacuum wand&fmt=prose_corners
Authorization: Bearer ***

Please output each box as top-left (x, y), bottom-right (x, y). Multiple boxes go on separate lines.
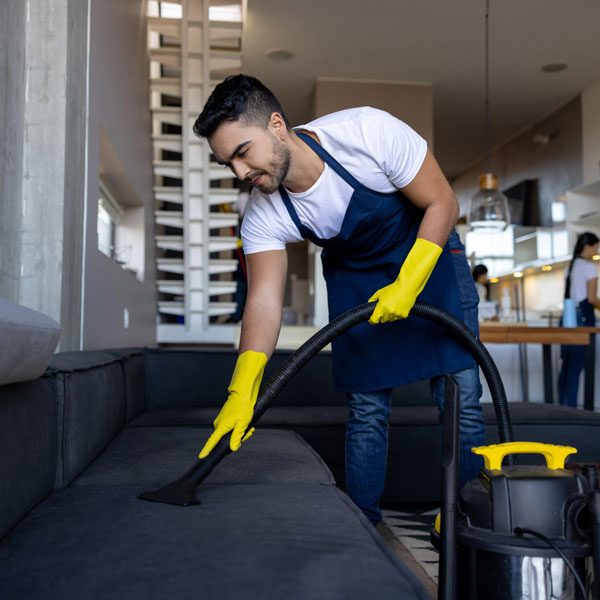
top-left (438, 375), bottom-right (460, 600)
top-left (139, 301), bottom-right (514, 506)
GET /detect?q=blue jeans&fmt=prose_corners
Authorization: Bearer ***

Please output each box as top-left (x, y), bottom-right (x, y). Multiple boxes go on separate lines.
top-left (345, 367), bottom-right (485, 525)
top-left (557, 346), bottom-right (585, 408)
top-left (345, 231), bottom-right (486, 525)
top-left (557, 300), bottom-right (596, 408)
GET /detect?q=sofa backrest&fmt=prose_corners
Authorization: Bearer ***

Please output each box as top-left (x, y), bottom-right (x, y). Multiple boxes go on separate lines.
top-left (144, 348), bottom-right (434, 408)
top-left (0, 377), bottom-right (58, 538)
top-left (104, 348), bottom-right (146, 422)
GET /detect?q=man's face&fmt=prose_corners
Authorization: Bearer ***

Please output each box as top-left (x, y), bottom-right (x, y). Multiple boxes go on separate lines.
top-left (208, 117), bottom-right (291, 195)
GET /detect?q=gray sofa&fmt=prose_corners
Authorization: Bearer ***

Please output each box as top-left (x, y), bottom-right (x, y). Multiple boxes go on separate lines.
top-left (137, 348), bottom-right (600, 504)
top-left (0, 348), bottom-right (431, 600)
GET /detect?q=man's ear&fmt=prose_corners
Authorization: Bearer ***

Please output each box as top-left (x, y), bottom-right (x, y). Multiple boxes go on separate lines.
top-left (269, 112), bottom-right (287, 140)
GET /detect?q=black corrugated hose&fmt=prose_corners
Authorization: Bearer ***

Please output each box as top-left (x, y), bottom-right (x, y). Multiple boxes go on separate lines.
top-left (254, 301), bottom-right (514, 442)
top-left (139, 300), bottom-right (514, 503)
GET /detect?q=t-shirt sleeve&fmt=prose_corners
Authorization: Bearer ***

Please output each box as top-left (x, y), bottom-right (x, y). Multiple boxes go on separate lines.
top-left (583, 260), bottom-right (599, 282)
top-left (364, 110), bottom-right (428, 189)
top-left (240, 192), bottom-right (287, 255)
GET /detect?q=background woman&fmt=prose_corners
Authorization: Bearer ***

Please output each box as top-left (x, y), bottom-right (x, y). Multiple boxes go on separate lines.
top-left (472, 264), bottom-right (489, 302)
top-left (557, 232), bottom-right (600, 407)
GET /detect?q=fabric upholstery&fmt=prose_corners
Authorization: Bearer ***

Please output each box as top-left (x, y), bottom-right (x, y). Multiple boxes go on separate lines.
top-left (46, 350), bottom-right (125, 373)
top-left (0, 298), bottom-right (61, 386)
top-left (0, 484), bottom-right (430, 600)
top-left (144, 348), bottom-right (433, 409)
top-left (105, 348), bottom-right (146, 422)
top-left (73, 428), bottom-right (334, 487)
top-left (0, 378), bottom-right (57, 538)
top-left (131, 402), bottom-right (600, 504)
top-left (52, 354), bottom-right (126, 487)
top-left (130, 405), bottom-right (445, 427)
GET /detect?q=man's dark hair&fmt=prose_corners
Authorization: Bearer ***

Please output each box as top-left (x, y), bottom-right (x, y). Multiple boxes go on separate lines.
top-left (193, 74), bottom-right (290, 138)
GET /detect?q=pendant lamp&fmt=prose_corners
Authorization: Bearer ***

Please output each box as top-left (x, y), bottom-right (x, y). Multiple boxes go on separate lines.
top-left (468, 0), bottom-right (510, 231)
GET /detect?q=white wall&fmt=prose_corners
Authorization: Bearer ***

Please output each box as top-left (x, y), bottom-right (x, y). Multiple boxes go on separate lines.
top-left (82, 0), bottom-right (157, 349)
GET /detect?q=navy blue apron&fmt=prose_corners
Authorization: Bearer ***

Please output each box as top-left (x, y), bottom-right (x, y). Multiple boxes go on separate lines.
top-left (560, 299), bottom-right (596, 360)
top-left (279, 132), bottom-right (475, 392)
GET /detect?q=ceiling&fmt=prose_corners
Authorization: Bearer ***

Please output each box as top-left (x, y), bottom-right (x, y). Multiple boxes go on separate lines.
top-left (241, 0), bottom-right (600, 179)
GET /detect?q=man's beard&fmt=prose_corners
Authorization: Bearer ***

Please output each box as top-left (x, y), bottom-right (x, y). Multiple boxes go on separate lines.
top-left (255, 137), bottom-right (291, 195)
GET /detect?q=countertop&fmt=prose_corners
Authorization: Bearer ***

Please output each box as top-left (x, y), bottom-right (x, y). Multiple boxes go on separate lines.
top-left (479, 323), bottom-right (600, 345)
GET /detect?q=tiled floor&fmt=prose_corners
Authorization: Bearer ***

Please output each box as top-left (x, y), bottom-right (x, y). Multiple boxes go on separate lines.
top-left (382, 507), bottom-right (440, 584)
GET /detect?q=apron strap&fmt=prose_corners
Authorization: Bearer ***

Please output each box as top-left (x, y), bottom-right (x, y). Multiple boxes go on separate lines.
top-left (278, 185), bottom-right (322, 245)
top-left (296, 131), bottom-right (361, 190)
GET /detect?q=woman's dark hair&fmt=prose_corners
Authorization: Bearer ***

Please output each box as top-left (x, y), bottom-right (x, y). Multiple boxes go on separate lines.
top-left (193, 74), bottom-right (290, 138)
top-left (472, 264), bottom-right (488, 282)
top-left (564, 231), bottom-right (600, 299)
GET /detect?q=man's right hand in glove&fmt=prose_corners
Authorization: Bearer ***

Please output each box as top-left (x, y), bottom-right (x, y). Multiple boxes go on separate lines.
top-left (198, 350), bottom-right (268, 459)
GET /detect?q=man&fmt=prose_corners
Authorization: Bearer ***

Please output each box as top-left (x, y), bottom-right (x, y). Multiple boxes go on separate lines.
top-left (194, 74), bottom-right (485, 526)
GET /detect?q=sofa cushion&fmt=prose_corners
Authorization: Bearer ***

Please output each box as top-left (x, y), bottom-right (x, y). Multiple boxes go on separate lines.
top-left (72, 428), bottom-right (335, 487)
top-left (0, 299), bottom-right (61, 386)
top-left (0, 377), bottom-right (57, 538)
top-left (48, 352), bottom-right (126, 487)
top-left (130, 403), bottom-right (600, 505)
top-left (0, 483), bottom-right (430, 600)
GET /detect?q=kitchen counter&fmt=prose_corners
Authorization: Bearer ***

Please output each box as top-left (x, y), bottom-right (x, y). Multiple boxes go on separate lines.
top-left (479, 323), bottom-right (600, 408)
top-left (480, 324), bottom-right (600, 345)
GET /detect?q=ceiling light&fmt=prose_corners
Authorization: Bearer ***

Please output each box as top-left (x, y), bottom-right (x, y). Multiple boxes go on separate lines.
top-left (541, 265), bottom-right (552, 271)
top-left (469, 174), bottom-right (511, 230)
top-left (267, 49), bottom-right (294, 61)
top-left (513, 272), bottom-right (524, 278)
top-left (468, 0), bottom-right (510, 232)
top-left (489, 277), bottom-right (499, 283)
top-left (541, 62), bottom-right (568, 73)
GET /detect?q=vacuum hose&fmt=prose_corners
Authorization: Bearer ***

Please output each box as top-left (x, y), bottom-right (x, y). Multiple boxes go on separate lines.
top-left (139, 301), bottom-right (514, 505)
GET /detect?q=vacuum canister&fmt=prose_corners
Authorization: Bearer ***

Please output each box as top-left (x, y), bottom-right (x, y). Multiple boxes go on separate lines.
top-left (455, 442), bottom-right (595, 599)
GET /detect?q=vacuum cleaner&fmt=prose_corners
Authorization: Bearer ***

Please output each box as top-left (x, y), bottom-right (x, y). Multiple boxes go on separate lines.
top-left (138, 301), bottom-right (600, 600)
top-left (432, 375), bottom-right (600, 599)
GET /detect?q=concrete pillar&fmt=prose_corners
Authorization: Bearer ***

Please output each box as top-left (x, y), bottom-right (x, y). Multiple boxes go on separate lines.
top-left (20, 0), bottom-right (69, 320)
top-left (0, 0), bottom-right (88, 350)
top-left (0, 0), bottom-right (27, 303)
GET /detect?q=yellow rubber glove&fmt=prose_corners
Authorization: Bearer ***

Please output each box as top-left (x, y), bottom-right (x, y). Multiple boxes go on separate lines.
top-left (368, 238), bottom-right (443, 324)
top-left (198, 350), bottom-right (268, 458)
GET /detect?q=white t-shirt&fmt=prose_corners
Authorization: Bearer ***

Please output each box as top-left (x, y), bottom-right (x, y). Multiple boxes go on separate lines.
top-left (566, 257), bottom-right (598, 304)
top-left (241, 107), bottom-right (428, 255)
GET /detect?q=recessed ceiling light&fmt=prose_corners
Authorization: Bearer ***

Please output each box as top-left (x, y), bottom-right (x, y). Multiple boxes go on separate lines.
top-left (267, 49), bottom-right (294, 61)
top-left (541, 62), bottom-right (568, 73)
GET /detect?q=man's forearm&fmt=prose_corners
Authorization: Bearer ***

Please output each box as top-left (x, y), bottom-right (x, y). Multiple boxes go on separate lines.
top-left (416, 197), bottom-right (459, 248)
top-left (399, 150), bottom-right (460, 248)
top-left (238, 298), bottom-right (282, 358)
